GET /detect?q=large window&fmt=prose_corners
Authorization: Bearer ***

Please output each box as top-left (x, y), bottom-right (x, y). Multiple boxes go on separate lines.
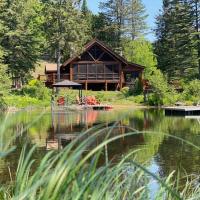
top-left (73, 63), bottom-right (119, 80)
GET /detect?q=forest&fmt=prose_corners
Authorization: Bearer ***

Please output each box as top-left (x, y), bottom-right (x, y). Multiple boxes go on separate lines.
top-left (0, 0), bottom-right (200, 107)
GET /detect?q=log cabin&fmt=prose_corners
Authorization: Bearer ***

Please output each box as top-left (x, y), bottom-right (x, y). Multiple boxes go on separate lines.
top-left (41, 39), bottom-right (144, 91)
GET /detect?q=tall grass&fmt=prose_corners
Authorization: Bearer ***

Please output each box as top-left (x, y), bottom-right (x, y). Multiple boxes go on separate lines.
top-left (0, 114), bottom-right (200, 199)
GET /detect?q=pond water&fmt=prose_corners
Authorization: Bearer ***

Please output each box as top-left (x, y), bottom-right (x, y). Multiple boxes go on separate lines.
top-left (0, 108), bottom-right (200, 192)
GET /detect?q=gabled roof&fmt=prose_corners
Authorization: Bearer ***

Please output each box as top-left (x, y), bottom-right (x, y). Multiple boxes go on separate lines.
top-left (62, 39), bottom-right (144, 70)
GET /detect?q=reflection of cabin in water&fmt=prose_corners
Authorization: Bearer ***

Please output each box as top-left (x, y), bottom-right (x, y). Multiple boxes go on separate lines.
top-left (40, 39), bottom-right (144, 91)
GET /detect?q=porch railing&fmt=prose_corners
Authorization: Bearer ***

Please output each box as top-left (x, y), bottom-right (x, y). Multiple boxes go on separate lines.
top-left (38, 74), bottom-right (70, 83)
top-left (73, 73), bottom-right (120, 81)
top-left (38, 73), bottom-right (120, 83)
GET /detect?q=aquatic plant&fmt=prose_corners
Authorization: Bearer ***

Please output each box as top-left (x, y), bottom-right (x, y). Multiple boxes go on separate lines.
top-left (0, 115), bottom-right (200, 200)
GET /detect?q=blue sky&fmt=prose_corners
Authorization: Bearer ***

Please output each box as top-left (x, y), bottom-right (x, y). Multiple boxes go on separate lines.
top-left (87, 0), bottom-right (163, 41)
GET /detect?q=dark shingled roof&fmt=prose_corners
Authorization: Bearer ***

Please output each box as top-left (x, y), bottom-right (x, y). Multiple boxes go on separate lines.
top-left (52, 80), bottom-right (82, 87)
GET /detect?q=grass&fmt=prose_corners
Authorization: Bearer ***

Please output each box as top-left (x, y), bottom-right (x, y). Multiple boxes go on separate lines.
top-left (0, 113), bottom-right (200, 199)
top-left (1, 88), bottom-right (144, 110)
top-left (3, 95), bottom-right (50, 109)
top-left (59, 89), bottom-right (144, 106)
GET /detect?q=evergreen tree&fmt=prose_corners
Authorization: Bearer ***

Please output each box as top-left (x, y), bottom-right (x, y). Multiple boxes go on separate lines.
top-left (0, 21), bottom-right (10, 93)
top-left (190, 0), bottom-right (200, 78)
top-left (0, 0), bottom-right (44, 81)
top-left (99, 0), bottom-right (128, 49)
top-left (81, 0), bottom-right (93, 41)
top-left (125, 0), bottom-right (148, 40)
top-left (91, 13), bottom-right (118, 47)
top-left (44, 0), bottom-right (90, 61)
top-left (99, 0), bottom-right (148, 50)
top-left (0, 48), bottom-right (10, 94)
top-left (81, 0), bottom-right (89, 15)
top-left (155, 0), bottom-right (199, 81)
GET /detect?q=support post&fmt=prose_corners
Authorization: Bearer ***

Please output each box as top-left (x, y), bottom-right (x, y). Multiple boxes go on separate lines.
top-left (70, 63), bottom-right (73, 81)
top-left (120, 72), bottom-right (123, 90)
top-left (56, 46), bottom-right (61, 94)
top-left (57, 46), bottom-right (61, 82)
top-left (105, 81), bottom-right (108, 91)
top-left (85, 81), bottom-right (88, 91)
top-left (119, 64), bottom-right (123, 90)
top-left (53, 73), bottom-right (55, 84)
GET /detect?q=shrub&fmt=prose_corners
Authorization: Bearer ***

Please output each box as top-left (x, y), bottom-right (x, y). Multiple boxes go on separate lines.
top-left (127, 95), bottom-right (144, 104)
top-left (22, 80), bottom-right (51, 101)
top-left (147, 70), bottom-right (177, 106)
top-left (183, 80), bottom-right (200, 103)
top-left (4, 95), bottom-right (50, 108)
top-left (129, 78), bottom-right (143, 95)
top-left (120, 87), bottom-right (130, 98)
top-left (0, 96), bottom-right (7, 111)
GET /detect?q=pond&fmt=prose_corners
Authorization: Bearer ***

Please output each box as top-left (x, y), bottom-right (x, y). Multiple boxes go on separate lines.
top-left (0, 108), bottom-right (200, 194)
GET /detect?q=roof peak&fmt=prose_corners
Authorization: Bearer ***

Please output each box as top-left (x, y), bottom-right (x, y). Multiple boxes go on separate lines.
top-left (62, 38), bottom-right (144, 69)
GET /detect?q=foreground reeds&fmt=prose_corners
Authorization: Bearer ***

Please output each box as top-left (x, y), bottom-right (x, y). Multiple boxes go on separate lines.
top-left (0, 113), bottom-right (200, 200)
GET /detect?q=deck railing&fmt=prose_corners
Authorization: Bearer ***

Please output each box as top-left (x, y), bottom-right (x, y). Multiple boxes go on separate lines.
top-left (38, 73), bottom-right (120, 83)
top-left (73, 73), bottom-right (120, 81)
top-left (38, 74), bottom-right (70, 83)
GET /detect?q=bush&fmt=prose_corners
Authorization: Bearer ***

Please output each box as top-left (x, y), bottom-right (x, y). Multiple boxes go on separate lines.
top-left (147, 70), bottom-right (177, 106)
top-left (183, 80), bottom-right (200, 104)
top-left (127, 95), bottom-right (144, 104)
top-left (120, 87), bottom-right (130, 98)
top-left (129, 78), bottom-right (143, 95)
top-left (4, 95), bottom-right (50, 108)
top-left (22, 80), bottom-right (51, 101)
top-left (0, 96), bottom-right (7, 111)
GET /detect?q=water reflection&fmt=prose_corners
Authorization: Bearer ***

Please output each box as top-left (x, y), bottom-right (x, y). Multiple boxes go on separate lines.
top-left (0, 109), bottom-right (200, 187)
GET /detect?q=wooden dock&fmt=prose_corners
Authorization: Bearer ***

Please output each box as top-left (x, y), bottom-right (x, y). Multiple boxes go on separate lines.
top-left (82, 105), bottom-right (113, 111)
top-left (51, 104), bottom-right (113, 112)
top-left (164, 106), bottom-right (200, 116)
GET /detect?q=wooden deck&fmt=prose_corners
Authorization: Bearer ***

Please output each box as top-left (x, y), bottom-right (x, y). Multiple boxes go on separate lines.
top-left (164, 106), bottom-right (200, 116)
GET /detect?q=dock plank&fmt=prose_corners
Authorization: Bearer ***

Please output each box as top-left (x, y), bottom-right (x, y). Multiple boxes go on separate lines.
top-left (164, 106), bottom-right (200, 116)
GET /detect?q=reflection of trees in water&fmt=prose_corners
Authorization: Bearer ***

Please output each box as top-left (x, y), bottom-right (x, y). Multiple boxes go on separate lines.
top-left (0, 111), bottom-right (51, 183)
top-left (153, 117), bottom-right (200, 189)
top-left (1, 109), bottom-right (199, 186)
top-left (50, 109), bottom-right (167, 167)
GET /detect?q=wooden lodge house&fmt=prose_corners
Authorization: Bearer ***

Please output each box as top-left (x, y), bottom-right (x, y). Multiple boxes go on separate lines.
top-left (39, 39), bottom-right (144, 91)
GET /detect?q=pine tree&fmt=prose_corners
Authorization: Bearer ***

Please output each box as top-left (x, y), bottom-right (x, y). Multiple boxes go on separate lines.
top-left (91, 13), bottom-right (118, 47)
top-left (99, 0), bottom-right (148, 50)
top-left (81, 0), bottom-right (89, 15)
top-left (0, 0), bottom-right (44, 80)
top-left (125, 0), bottom-right (148, 40)
top-left (81, 0), bottom-right (93, 41)
top-left (99, 0), bottom-right (128, 49)
top-left (190, 0), bottom-right (200, 78)
top-left (155, 0), bottom-right (199, 80)
top-left (44, 0), bottom-right (90, 60)
top-left (0, 21), bottom-right (10, 93)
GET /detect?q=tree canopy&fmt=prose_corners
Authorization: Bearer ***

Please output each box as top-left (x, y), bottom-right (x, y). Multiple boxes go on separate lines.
top-left (0, 0), bottom-right (199, 93)
top-left (123, 38), bottom-right (157, 78)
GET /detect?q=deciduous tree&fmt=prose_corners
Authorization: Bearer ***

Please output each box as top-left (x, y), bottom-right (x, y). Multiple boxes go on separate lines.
top-left (123, 38), bottom-right (157, 78)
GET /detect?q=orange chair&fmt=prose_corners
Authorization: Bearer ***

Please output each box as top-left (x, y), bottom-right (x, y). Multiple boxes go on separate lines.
top-left (57, 96), bottom-right (65, 106)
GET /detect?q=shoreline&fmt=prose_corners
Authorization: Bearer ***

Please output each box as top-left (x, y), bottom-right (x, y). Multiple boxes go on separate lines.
top-left (5, 103), bottom-right (159, 113)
